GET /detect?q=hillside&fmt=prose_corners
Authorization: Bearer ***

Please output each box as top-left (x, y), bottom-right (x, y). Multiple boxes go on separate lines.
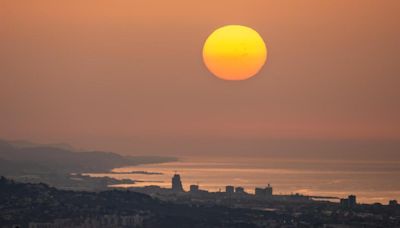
top-left (0, 139), bottom-right (177, 190)
top-left (0, 177), bottom-right (270, 227)
top-left (0, 139), bottom-right (176, 173)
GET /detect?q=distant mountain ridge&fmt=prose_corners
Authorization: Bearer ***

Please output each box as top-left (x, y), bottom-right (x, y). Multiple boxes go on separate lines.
top-left (0, 139), bottom-right (177, 174)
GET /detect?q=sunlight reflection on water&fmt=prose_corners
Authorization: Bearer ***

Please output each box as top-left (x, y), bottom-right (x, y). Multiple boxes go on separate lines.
top-left (86, 157), bottom-right (400, 204)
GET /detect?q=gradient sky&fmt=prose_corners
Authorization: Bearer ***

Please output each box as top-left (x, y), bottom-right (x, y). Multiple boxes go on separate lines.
top-left (1, 1), bottom-right (399, 158)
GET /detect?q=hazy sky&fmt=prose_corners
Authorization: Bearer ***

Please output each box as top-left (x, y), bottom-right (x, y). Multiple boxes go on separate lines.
top-left (1, 1), bottom-right (399, 158)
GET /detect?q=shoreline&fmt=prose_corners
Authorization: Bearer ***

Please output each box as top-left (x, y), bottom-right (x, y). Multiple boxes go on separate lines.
top-left (87, 158), bottom-right (400, 205)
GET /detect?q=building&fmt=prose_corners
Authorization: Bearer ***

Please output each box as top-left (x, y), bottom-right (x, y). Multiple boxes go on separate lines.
top-left (172, 174), bottom-right (184, 192)
top-left (255, 184), bottom-right (273, 197)
top-left (389, 200), bottom-right (398, 206)
top-left (348, 195), bottom-right (356, 207)
top-left (340, 195), bottom-right (357, 208)
top-left (190, 185), bottom-right (199, 192)
top-left (265, 184), bottom-right (273, 196)
top-left (235, 187), bottom-right (245, 194)
top-left (255, 187), bottom-right (266, 197)
top-left (225, 185), bottom-right (234, 194)
top-left (340, 198), bottom-right (349, 208)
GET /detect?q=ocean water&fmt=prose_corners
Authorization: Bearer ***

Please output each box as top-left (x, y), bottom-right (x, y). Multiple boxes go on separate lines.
top-left (87, 157), bottom-right (400, 204)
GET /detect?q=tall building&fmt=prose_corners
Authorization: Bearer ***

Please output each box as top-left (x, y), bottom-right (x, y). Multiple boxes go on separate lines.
top-left (340, 195), bottom-right (357, 208)
top-left (255, 184), bottom-right (273, 197)
top-left (235, 187), bottom-right (245, 194)
top-left (348, 195), bottom-right (356, 207)
top-left (171, 174), bottom-right (184, 192)
top-left (225, 185), bottom-right (234, 194)
top-left (255, 188), bottom-right (266, 197)
top-left (389, 200), bottom-right (398, 206)
top-left (265, 184), bottom-right (273, 196)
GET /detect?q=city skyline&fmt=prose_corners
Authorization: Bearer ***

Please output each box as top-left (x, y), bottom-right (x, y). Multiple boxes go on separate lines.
top-left (1, 1), bottom-right (400, 226)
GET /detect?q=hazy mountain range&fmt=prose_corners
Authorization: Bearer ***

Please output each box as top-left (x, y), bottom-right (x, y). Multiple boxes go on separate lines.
top-left (0, 139), bottom-right (177, 190)
top-left (0, 139), bottom-right (176, 174)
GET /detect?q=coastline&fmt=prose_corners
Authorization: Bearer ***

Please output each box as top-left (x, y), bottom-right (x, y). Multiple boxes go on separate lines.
top-left (86, 157), bottom-right (400, 204)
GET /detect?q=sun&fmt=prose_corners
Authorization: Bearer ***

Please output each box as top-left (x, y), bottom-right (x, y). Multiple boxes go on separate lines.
top-left (203, 25), bottom-right (267, 81)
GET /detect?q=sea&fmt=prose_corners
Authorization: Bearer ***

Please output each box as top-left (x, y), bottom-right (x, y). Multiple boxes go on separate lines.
top-left (87, 156), bottom-right (400, 204)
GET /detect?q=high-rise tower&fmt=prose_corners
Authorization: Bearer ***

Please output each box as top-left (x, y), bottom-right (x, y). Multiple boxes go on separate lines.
top-left (172, 174), bottom-right (184, 192)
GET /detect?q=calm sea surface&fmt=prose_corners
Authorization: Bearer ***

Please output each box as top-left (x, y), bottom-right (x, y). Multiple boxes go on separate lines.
top-left (87, 157), bottom-right (400, 204)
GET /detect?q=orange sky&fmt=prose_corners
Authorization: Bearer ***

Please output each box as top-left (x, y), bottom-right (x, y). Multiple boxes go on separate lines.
top-left (1, 1), bottom-right (399, 157)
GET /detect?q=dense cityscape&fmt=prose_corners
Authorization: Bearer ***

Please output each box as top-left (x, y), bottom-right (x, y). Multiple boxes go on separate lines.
top-left (131, 173), bottom-right (396, 209)
top-left (0, 140), bottom-right (399, 227)
top-left (1, 174), bottom-right (399, 228)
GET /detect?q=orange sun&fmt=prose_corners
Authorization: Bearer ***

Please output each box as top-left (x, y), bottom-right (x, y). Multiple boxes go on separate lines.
top-left (203, 25), bottom-right (267, 81)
